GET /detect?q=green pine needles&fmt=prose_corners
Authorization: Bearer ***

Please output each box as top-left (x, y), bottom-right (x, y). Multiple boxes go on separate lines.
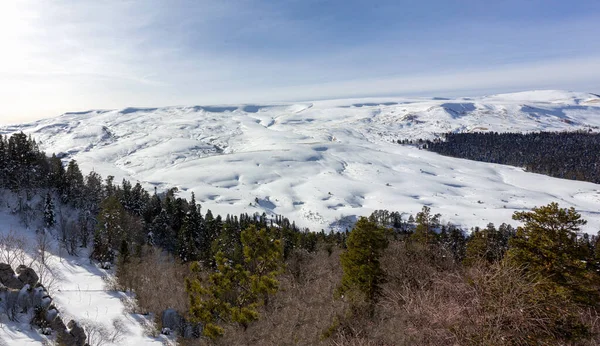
top-left (507, 202), bottom-right (598, 305)
top-left (186, 225), bottom-right (284, 339)
top-left (337, 217), bottom-right (389, 305)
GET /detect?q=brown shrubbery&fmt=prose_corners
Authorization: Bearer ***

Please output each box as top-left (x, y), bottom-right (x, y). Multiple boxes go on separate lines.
top-left (117, 232), bottom-right (600, 345)
top-left (116, 246), bottom-right (190, 318)
top-left (195, 239), bottom-right (599, 346)
top-left (213, 246), bottom-right (349, 346)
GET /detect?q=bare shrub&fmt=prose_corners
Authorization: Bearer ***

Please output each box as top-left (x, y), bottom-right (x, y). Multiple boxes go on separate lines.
top-left (32, 231), bottom-right (59, 293)
top-left (214, 247), bottom-right (348, 346)
top-left (328, 240), bottom-right (600, 346)
top-left (2, 289), bottom-right (20, 322)
top-left (82, 318), bottom-right (127, 346)
top-left (0, 230), bottom-right (32, 267)
top-left (82, 320), bottom-right (112, 346)
top-left (117, 246), bottom-right (190, 320)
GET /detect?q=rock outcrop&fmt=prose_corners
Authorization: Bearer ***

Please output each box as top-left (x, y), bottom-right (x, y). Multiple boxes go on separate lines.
top-left (0, 263), bottom-right (24, 289)
top-left (16, 265), bottom-right (39, 287)
top-left (0, 263), bottom-right (87, 345)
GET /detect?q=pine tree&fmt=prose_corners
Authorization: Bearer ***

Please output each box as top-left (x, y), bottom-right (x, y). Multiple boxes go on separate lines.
top-left (64, 160), bottom-right (85, 206)
top-left (338, 217), bottom-right (388, 304)
top-left (47, 154), bottom-right (66, 192)
top-left (411, 206), bottom-right (440, 245)
top-left (177, 193), bottom-right (201, 262)
top-left (186, 225), bottom-right (283, 339)
top-left (507, 202), bottom-right (598, 305)
top-left (43, 192), bottom-right (55, 229)
top-left (93, 195), bottom-right (126, 262)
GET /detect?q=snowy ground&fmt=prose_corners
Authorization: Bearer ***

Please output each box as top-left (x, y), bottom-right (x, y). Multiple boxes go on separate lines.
top-left (2, 90), bottom-right (600, 233)
top-left (0, 198), bottom-right (170, 346)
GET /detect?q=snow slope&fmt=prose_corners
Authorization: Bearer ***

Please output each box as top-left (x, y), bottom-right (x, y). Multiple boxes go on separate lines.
top-left (0, 199), bottom-right (169, 346)
top-left (2, 90), bottom-right (600, 233)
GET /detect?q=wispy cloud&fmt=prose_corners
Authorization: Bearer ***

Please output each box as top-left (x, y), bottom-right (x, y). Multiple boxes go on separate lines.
top-left (0, 0), bottom-right (599, 123)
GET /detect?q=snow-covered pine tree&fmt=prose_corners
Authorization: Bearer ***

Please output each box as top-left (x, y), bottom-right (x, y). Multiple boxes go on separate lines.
top-left (43, 192), bottom-right (55, 229)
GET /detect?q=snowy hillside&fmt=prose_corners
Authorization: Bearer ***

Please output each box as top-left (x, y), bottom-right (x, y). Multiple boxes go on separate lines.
top-left (3, 90), bottom-right (600, 233)
top-left (0, 199), bottom-right (169, 346)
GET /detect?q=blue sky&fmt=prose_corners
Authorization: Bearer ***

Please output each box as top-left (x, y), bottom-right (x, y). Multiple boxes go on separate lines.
top-left (1, 0), bottom-right (599, 122)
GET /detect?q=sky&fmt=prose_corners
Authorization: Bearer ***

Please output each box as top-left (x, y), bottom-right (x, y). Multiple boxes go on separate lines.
top-left (1, 0), bottom-right (599, 123)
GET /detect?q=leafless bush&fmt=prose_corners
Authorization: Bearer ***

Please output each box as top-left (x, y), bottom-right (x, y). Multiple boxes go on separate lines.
top-left (29, 231), bottom-right (60, 293)
top-left (82, 320), bottom-right (111, 346)
top-left (110, 317), bottom-right (129, 343)
top-left (214, 247), bottom-right (348, 346)
top-left (82, 318), bottom-right (127, 346)
top-left (0, 230), bottom-right (32, 267)
top-left (116, 246), bottom-right (190, 318)
top-left (1, 289), bottom-right (23, 323)
top-left (55, 209), bottom-right (79, 256)
top-left (17, 195), bottom-right (36, 229)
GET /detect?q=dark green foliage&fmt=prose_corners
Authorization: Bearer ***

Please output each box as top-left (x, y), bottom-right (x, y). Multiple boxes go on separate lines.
top-left (177, 193), bottom-right (202, 263)
top-left (507, 202), bottom-right (599, 306)
top-left (411, 206), bottom-right (440, 245)
top-left (464, 223), bottom-right (515, 265)
top-left (368, 209), bottom-right (411, 234)
top-left (186, 225), bottom-right (284, 339)
top-left (338, 217), bottom-right (389, 304)
top-left (47, 154), bottom-right (66, 192)
top-left (43, 192), bottom-right (55, 228)
top-left (92, 195), bottom-right (127, 262)
top-left (419, 131), bottom-right (600, 184)
top-left (64, 160), bottom-right (85, 206)
top-left (0, 133), bottom-right (49, 191)
top-left (438, 224), bottom-right (467, 262)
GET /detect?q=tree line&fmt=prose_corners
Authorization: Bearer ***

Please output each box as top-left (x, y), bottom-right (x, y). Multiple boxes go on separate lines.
top-left (398, 131), bottom-right (600, 184)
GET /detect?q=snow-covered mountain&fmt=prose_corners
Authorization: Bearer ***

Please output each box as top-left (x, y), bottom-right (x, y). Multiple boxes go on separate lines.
top-left (3, 90), bottom-right (600, 232)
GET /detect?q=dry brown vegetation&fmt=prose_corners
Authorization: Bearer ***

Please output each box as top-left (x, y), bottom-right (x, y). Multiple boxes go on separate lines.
top-left (212, 246), bottom-right (349, 346)
top-left (197, 240), bottom-right (600, 346)
top-left (119, 240), bottom-right (600, 345)
top-left (116, 246), bottom-right (190, 317)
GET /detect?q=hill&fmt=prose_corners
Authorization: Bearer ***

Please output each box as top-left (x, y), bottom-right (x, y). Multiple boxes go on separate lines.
top-left (2, 90), bottom-right (600, 232)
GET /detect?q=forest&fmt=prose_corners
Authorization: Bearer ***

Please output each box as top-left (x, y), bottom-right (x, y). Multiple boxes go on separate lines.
top-left (399, 131), bottom-right (600, 184)
top-left (1, 132), bottom-right (600, 345)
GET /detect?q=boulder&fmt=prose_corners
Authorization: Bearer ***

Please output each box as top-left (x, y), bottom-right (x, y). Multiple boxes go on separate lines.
top-left (32, 286), bottom-right (48, 308)
top-left (0, 263), bottom-right (24, 289)
top-left (16, 265), bottom-right (39, 287)
top-left (46, 309), bottom-right (67, 333)
top-left (17, 284), bottom-right (32, 313)
top-left (45, 308), bottom-right (59, 324)
top-left (67, 320), bottom-right (87, 346)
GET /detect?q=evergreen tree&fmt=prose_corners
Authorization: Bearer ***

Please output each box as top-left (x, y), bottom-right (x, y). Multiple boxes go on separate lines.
top-left (507, 203), bottom-right (599, 305)
top-left (64, 160), bottom-right (85, 206)
top-left (47, 154), bottom-right (66, 192)
top-left (186, 225), bottom-right (283, 339)
top-left (438, 224), bottom-right (467, 262)
top-left (177, 193), bottom-right (201, 262)
top-left (411, 206), bottom-right (440, 245)
top-left (93, 195), bottom-right (126, 262)
top-left (43, 192), bottom-right (55, 229)
top-left (338, 217), bottom-right (389, 304)
top-left (0, 135), bottom-right (6, 187)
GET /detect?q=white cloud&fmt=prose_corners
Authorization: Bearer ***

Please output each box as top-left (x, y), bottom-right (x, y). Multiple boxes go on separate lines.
top-left (0, 1), bottom-right (598, 124)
